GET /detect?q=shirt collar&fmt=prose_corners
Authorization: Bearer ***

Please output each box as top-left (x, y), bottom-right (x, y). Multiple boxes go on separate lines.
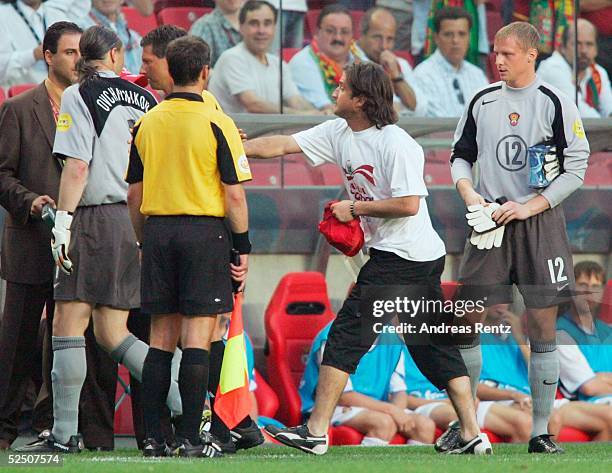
top-left (432, 48), bottom-right (464, 74)
top-left (165, 92), bottom-right (204, 102)
top-left (98, 70), bottom-right (119, 78)
top-left (214, 7), bottom-right (239, 32)
top-left (17, 0), bottom-right (42, 18)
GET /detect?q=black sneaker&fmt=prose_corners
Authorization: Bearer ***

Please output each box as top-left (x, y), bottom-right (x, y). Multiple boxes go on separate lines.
top-left (143, 438), bottom-right (168, 457)
top-left (446, 433), bottom-right (493, 455)
top-left (15, 433), bottom-right (82, 454)
top-left (264, 424), bottom-right (328, 455)
top-left (177, 438), bottom-right (224, 458)
top-left (434, 420), bottom-right (461, 453)
top-left (231, 420), bottom-right (264, 451)
top-left (200, 430), bottom-right (236, 454)
top-left (528, 434), bottom-right (564, 454)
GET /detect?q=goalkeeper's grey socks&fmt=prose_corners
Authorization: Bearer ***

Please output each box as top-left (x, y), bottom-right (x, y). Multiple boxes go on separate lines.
top-left (110, 334), bottom-right (183, 416)
top-left (51, 336), bottom-right (87, 444)
top-left (529, 341), bottom-right (559, 438)
top-left (458, 339), bottom-right (482, 399)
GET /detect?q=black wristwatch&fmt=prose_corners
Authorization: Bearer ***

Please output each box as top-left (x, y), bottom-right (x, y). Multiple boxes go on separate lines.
top-left (392, 74), bottom-right (404, 83)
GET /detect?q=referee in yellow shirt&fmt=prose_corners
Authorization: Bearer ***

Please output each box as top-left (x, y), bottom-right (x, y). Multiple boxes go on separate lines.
top-left (126, 36), bottom-right (252, 458)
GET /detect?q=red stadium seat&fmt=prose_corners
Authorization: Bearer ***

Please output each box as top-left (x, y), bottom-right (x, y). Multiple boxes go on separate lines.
top-left (328, 425), bottom-right (363, 445)
top-left (486, 52), bottom-right (501, 82)
top-left (7, 83), bottom-right (36, 97)
top-left (157, 7), bottom-right (212, 30)
top-left (598, 280), bottom-right (612, 324)
top-left (394, 49), bottom-right (415, 68)
top-left (122, 6), bottom-right (158, 37)
top-left (254, 370), bottom-right (280, 419)
top-left (282, 48), bottom-right (300, 62)
top-left (558, 426), bottom-right (594, 442)
top-left (264, 272), bottom-right (335, 425)
top-left (485, 0), bottom-right (503, 12)
top-left (114, 365), bottom-right (135, 435)
top-left (0, 88), bottom-right (5, 105)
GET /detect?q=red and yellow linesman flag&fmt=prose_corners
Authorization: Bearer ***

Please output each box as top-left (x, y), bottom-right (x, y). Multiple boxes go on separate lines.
top-left (214, 292), bottom-right (252, 429)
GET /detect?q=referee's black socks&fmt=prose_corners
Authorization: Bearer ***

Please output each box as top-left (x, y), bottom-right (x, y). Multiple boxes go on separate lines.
top-left (177, 348), bottom-right (209, 445)
top-left (142, 347), bottom-right (173, 443)
top-left (209, 341), bottom-right (232, 443)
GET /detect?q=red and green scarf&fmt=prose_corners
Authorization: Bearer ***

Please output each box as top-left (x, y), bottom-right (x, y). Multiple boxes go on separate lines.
top-left (424, 0), bottom-right (480, 66)
top-left (309, 39), bottom-right (360, 100)
top-left (529, 0), bottom-right (574, 55)
top-left (585, 64), bottom-right (602, 112)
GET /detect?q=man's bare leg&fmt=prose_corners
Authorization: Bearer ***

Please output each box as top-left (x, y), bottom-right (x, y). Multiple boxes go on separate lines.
top-left (307, 365), bottom-right (350, 436)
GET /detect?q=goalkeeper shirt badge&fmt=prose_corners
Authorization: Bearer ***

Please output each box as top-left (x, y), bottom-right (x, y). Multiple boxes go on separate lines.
top-left (508, 112), bottom-right (520, 126)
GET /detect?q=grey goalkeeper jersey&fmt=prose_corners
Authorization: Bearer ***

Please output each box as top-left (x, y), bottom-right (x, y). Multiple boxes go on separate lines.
top-left (450, 77), bottom-right (590, 207)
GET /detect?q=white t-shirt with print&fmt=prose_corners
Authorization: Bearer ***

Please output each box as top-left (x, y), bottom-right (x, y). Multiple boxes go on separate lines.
top-left (293, 118), bottom-right (446, 262)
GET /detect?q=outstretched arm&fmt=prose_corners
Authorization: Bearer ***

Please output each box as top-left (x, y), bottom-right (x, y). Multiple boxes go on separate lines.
top-left (243, 135), bottom-right (302, 159)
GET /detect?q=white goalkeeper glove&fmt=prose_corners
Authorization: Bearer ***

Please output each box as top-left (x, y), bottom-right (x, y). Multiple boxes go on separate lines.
top-left (543, 146), bottom-right (560, 182)
top-left (51, 210), bottom-right (73, 274)
top-left (466, 203), bottom-right (505, 250)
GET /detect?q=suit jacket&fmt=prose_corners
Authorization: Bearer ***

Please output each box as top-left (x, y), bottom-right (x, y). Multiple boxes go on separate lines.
top-left (0, 82), bottom-right (62, 284)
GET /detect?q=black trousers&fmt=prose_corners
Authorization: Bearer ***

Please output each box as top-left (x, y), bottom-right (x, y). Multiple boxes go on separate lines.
top-left (322, 250), bottom-right (468, 390)
top-left (0, 280), bottom-right (117, 448)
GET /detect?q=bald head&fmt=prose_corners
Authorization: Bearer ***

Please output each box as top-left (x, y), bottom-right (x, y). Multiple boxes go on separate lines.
top-left (562, 19), bottom-right (598, 72)
top-left (359, 7), bottom-right (397, 63)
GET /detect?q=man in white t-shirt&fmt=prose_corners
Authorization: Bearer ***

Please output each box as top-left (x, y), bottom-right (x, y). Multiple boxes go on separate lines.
top-left (208, 0), bottom-right (316, 114)
top-left (243, 61), bottom-right (491, 456)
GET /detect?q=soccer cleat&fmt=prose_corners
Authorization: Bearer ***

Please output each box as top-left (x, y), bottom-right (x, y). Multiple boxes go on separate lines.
top-left (446, 433), bottom-right (493, 455)
top-left (15, 433), bottom-right (82, 454)
top-left (200, 430), bottom-right (236, 454)
top-left (142, 438), bottom-right (168, 457)
top-left (528, 434), bottom-right (564, 454)
top-left (231, 419), bottom-right (264, 451)
top-left (434, 420), bottom-right (461, 453)
top-left (177, 438), bottom-right (224, 458)
top-left (264, 424), bottom-right (328, 455)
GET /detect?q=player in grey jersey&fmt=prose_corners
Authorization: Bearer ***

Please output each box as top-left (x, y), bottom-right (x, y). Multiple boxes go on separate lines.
top-left (441, 22), bottom-right (590, 454)
top-left (18, 26), bottom-right (183, 454)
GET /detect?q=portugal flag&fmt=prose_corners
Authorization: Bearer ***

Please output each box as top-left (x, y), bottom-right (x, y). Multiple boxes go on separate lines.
top-left (214, 292), bottom-right (252, 429)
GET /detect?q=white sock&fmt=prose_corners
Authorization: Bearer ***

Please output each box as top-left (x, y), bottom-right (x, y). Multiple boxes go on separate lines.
top-left (360, 436), bottom-right (389, 446)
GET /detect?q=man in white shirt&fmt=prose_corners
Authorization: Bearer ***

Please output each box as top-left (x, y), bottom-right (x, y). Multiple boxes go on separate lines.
top-left (0, 0), bottom-right (91, 87)
top-left (538, 19), bottom-right (612, 118)
top-left (413, 6), bottom-right (489, 117)
top-left (355, 6), bottom-right (425, 116)
top-left (289, 4), bottom-right (356, 112)
top-left (208, 0), bottom-right (316, 114)
top-left (243, 61), bottom-right (491, 456)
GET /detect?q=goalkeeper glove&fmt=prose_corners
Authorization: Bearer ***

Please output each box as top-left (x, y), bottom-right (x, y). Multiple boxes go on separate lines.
top-left (543, 146), bottom-right (560, 182)
top-left (51, 210), bottom-right (73, 274)
top-left (466, 203), bottom-right (505, 250)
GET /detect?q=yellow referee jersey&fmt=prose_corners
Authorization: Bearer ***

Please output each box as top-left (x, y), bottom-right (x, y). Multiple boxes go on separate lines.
top-left (126, 92), bottom-right (252, 216)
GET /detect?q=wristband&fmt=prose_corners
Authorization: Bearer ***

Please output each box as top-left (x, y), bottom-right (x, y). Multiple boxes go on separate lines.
top-left (350, 201), bottom-right (357, 219)
top-left (391, 74), bottom-right (404, 83)
top-left (232, 231), bottom-right (252, 254)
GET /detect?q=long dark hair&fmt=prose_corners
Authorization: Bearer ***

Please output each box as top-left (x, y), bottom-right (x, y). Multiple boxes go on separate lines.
top-left (344, 62), bottom-right (397, 129)
top-left (76, 26), bottom-right (122, 85)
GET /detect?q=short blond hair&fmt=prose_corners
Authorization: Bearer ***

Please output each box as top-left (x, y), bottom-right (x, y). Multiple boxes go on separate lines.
top-left (495, 22), bottom-right (540, 52)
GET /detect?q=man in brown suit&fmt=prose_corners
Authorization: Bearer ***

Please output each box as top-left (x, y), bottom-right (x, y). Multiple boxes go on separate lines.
top-left (0, 22), bottom-right (117, 451)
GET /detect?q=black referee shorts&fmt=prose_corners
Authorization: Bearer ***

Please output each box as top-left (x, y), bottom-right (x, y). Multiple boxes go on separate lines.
top-left (321, 249), bottom-right (467, 390)
top-left (141, 216), bottom-right (233, 316)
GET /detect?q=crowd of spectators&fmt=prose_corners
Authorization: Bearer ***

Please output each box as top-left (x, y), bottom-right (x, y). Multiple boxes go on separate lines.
top-left (0, 0), bottom-right (611, 117)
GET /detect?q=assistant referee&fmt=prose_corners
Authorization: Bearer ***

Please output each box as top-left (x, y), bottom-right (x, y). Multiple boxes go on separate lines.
top-left (126, 36), bottom-right (252, 458)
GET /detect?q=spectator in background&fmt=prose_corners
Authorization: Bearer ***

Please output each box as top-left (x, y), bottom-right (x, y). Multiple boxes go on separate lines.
top-left (300, 323), bottom-right (436, 446)
top-left (289, 4), bottom-right (358, 111)
top-left (209, 1), bottom-right (317, 114)
top-left (413, 7), bottom-right (488, 117)
top-left (355, 6), bottom-right (425, 115)
top-left (267, 0), bottom-right (307, 50)
top-left (376, 0), bottom-right (412, 52)
top-left (190, 0), bottom-right (243, 68)
top-left (581, 0), bottom-right (612, 79)
top-left (80, 0), bottom-right (143, 74)
top-left (557, 261), bottom-right (612, 404)
top-left (424, 0), bottom-right (489, 67)
top-left (538, 19), bottom-right (612, 118)
top-left (0, 0), bottom-right (91, 87)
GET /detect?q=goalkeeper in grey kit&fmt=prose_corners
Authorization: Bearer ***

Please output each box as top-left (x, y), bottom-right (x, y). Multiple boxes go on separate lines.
top-left (442, 22), bottom-right (589, 454)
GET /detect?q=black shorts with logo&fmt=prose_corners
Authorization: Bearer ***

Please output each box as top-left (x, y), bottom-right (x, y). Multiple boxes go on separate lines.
top-left (321, 249), bottom-right (467, 390)
top-left (457, 205), bottom-right (575, 309)
top-left (141, 216), bottom-right (233, 316)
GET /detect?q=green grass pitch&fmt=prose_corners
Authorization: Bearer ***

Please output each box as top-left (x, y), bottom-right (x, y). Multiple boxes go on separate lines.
top-left (4, 443), bottom-right (611, 473)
